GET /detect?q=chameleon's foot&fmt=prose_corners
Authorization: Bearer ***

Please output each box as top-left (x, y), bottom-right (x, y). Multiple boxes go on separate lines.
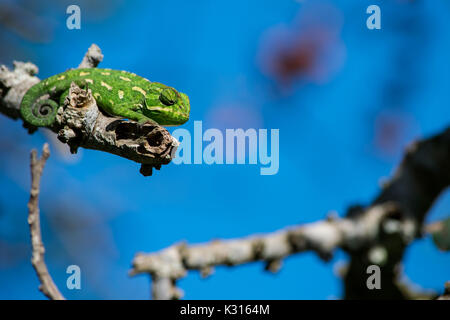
top-left (138, 117), bottom-right (159, 125)
top-left (137, 118), bottom-right (159, 131)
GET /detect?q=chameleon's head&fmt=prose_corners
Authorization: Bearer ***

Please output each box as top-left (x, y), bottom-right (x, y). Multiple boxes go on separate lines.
top-left (143, 84), bottom-right (190, 126)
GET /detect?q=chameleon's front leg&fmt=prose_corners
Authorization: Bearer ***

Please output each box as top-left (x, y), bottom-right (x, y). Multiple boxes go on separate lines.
top-left (106, 103), bottom-right (159, 126)
top-left (59, 88), bottom-right (71, 106)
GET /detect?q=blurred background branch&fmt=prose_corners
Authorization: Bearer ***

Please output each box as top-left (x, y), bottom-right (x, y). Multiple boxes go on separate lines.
top-left (437, 281), bottom-right (450, 300)
top-left (131, 128), bottom-right (450, 300)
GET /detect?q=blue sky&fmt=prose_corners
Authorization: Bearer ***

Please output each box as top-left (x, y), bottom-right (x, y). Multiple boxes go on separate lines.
top-left (0, 0), bottom-right (449, 299)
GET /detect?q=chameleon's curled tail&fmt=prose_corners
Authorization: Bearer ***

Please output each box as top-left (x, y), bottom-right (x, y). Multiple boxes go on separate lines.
top-left (20, 84), bottom-right (59, 127)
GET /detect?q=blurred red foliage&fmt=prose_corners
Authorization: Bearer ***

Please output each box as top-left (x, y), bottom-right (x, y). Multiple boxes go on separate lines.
top-left (258, 2), bottom-right (346, 91)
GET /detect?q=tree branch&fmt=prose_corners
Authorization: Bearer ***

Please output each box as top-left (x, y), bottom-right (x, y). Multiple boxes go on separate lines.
top-left (0, 44), bottom-right (178, 176)
top-left (77, 43), bottom-right (104, 69)
top-left (437, 281), bottom-right (450, 300)
top-left (344, 127), bottom-right (450, 299)
top-left (130, 127), bottom-right (450, 300)
top-left (28, 143), bottom-right (65, 300)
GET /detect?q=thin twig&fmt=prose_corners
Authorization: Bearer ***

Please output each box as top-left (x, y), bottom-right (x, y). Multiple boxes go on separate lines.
top-left (28, 143), bottom-right (65, 300)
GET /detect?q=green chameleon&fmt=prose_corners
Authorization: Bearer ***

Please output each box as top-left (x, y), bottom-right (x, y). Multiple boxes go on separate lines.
top-left (20, 68), bottom-right (190, 127)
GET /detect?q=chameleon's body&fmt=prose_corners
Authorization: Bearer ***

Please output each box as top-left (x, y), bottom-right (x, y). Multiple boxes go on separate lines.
top-left (20, 68), bottom-right (190, 127)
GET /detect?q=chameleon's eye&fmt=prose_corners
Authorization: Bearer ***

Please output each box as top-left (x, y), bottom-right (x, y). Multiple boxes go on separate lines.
top-left (159, 88), bottom-right (178, 106)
